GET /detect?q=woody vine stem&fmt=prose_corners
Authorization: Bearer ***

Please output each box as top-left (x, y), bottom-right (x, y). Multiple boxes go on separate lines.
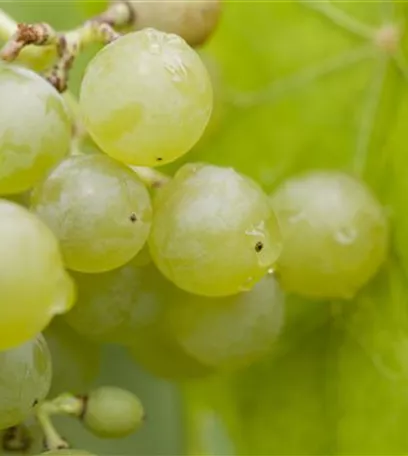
top-left (0, 1), bottom-right (134, 92)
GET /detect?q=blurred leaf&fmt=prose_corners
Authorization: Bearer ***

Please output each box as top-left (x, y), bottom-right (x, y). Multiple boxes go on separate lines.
top-left (169, 1), bottom-right (407, 197)
top-left (182, 2), bottom-right (408, 455)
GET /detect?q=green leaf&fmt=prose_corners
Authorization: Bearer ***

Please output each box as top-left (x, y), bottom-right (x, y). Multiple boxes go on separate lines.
top-left (169, 1), bottom-right (407, 195)
top-left (182, 2), bottom-right (408, 455)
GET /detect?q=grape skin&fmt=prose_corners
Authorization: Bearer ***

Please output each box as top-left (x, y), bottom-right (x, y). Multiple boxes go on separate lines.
top-left (31, 154), bottom-right (152, 273)
top-left (270, 171), bottom-right (389, 299)
top-left (0, 200), bottom-right (75, 350)
top-left (0, 335), bottom-right (52, 430)
top-left (79, 28), bottom-right (213, 167)
top-left (169, 272), bottom-right (284, 370)
top-left (0, 63), bottom-right (71, 195)
top-left (128, 0), bottom-right (222, 46)
top-left (149, 163), bottom-right (282, 297)
top-left (66, 256), bottom-right (284, 379)
top-left (64, 255), bottom-right (215, 378)
top-left (43, 318), bottom-right (101, 397)
top-left (83, 386), bottom-right (144, 438)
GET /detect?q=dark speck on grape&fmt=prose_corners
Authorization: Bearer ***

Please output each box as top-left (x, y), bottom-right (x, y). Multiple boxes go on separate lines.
top-left (129, 213), bottom-right (137, 223)
top-left (255, 241), bottom-right (264, 253)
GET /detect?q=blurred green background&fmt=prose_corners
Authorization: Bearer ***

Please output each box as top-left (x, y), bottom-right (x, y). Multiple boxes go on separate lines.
top-left (3, 1), bottom-right (408, 454)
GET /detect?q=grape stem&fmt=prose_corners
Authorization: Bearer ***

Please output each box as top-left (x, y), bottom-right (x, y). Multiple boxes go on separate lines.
top-left (0, 1), bottom-right (134, 92)
top-left (35, 394), bottom-right (85, 451)
top-left (130, 166), bottom-right (172, 189)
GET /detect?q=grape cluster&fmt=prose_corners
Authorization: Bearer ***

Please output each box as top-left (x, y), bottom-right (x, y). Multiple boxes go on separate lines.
top-left (0, 0), bottom-right (391, 454)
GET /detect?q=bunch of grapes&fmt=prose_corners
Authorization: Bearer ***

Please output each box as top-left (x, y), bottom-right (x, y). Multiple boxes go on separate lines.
top-left (0, 0), bottom-right (393, 454)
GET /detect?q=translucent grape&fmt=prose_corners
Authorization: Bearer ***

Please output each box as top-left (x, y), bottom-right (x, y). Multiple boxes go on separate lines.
top-left (31, 154), bottom-right (152, 273)
top-left (43, 318), bottom-right (101, 397)
top-left (64, 257), bottom-right (214, 378)
top-left (270, 171), bottom-right (389, 299)
top-left (0, 63), bottom-right (71, 195)
top-left (0, 200), bottom-right (75, 350)
top-left (82, 386), bottom-right (144, 438)
top-left (66, 252), bottom-right (284, 379)
top-left (129, 265), bottom-right (284, 375)
top-left (169, 272), bottom-right (285, 370)
top-left (0, 335), bottom-right (52, 430)
top-left (64, 254), bottom-right (153, 344)
top-left (127, 0), bottom-right (222, 46)
top-left (79, 29), bottom-right (212, 167)
top-left (149, 163), bottom-right (282, 297)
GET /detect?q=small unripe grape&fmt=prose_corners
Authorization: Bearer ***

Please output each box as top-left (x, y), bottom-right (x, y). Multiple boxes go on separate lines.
top-left (270, 171), bottom-right (389, 299)
top-left (126, 0), bottom-right (221, 46)
top-left (82, 386), bottom-right (144, 438)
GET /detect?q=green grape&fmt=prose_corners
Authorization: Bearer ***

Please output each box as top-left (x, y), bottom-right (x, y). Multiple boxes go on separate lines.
top-left (66, 252), bottom-right (283, 376)
top-left (79, 28), bottom-right (213, 167)
top-left (0, 63), bottom-right (71, 195)
top-left (0, 200), bottom-right (75, 350)
top-left (82, 386), bottom-right (144, 438)
top-left (31, 154), bottom-right (152, 273)
top-left (64, 254), bottom-right (151, 344)
top-left (43, 318), bottom-right (101, 397)
top-left (0, 335), bottom-right (52, 430)
top-left (149, 163), bottom-right (282, 297)
top-left (169, 272), bottom-right (284, 370)
top-left (270, 171), bottom-right (389, 299)
top-left (64, 257), bottom-right (214, 378)
top-left (126, 0), bottom-right (222, 46)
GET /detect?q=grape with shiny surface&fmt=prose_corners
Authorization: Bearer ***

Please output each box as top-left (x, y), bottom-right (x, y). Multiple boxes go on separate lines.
top-left (79, 29), bottom-right (213, 167)
top-left (0, 200), bottom-right (75, 350)
top-left (270, 171), bottom-right (389, 299)
top-left (0, 335), bottom-right (52, 430)
top-left (0, 63), bottom-right (71, 195)
top-left (31, 154), bottom-right (152, 273)
top-left (149, 163), bottom-right (282, 297)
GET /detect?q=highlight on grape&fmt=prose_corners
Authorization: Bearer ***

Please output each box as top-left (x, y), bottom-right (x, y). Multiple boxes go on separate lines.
top-left (0, 0), bottom-right (396, 455)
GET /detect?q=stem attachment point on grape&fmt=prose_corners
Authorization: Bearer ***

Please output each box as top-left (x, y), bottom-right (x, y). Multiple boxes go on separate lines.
top-left (130, 166), bottom-right (171, 189)
top-left (35, 394), bottom-right (85, 451)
